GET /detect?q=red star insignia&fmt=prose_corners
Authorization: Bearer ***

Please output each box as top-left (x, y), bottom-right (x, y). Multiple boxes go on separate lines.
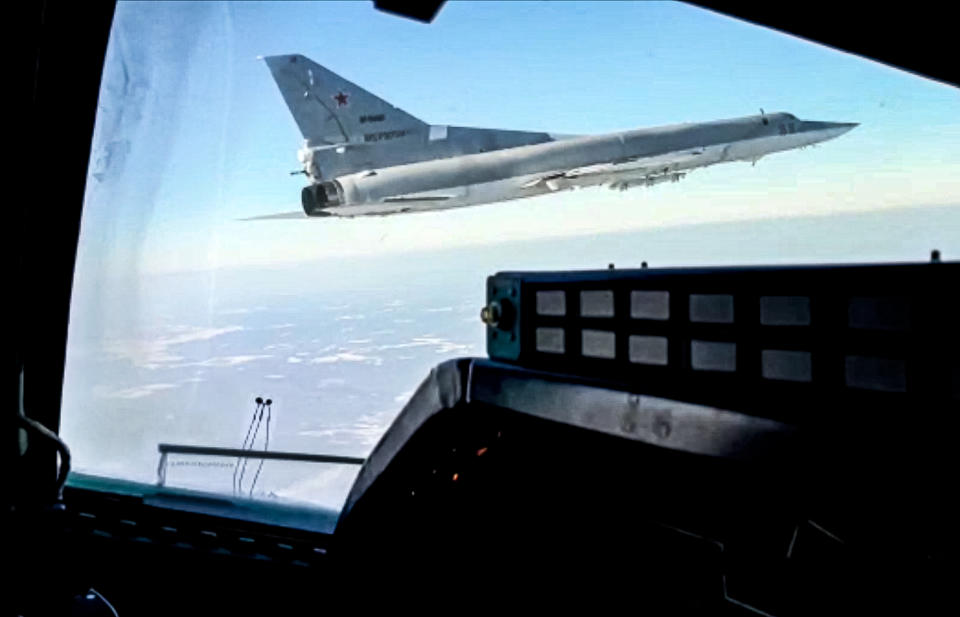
top-left (333, 91), bottom-right (349, 107)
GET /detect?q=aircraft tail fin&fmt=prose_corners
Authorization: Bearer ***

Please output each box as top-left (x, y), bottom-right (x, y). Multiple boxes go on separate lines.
top-left (263, 54), bottom-right (427, 145)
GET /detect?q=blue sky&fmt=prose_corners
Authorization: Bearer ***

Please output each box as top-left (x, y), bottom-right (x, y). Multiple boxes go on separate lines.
top-left (79, 1), bottom-right (959, 275)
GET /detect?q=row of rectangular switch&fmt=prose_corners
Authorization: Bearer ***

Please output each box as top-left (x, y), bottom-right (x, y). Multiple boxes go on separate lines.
top-left (534, 326), bottom-right (907, 391)
top-left (536, 290), bottom-right (911, 331)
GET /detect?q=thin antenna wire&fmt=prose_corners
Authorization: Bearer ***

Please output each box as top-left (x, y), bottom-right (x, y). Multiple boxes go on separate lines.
top-left (250, 399), bottom-right (272, 498)
top-left (237, 404), bottom-right (264, 496)
top-left (233, 398), bottom-right (263, 495)
top-left (238, 407), bottom-right (264, 493)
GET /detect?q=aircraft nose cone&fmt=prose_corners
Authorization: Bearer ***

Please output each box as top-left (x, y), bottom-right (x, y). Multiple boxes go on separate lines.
top-left (806, 120), bottom-right (859, 141)
top-left (834, 122), bottom-right (859, 134)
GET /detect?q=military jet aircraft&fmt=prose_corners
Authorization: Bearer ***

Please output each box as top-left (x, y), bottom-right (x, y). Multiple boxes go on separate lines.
top-left (262, 54), bottom-right (857, 218)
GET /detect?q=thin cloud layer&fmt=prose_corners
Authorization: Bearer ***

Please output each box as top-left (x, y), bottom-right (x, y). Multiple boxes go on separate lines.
top-left (104, 325), bottom-right (244, 369)
top-left (99, 383), bottom-right (179, 400)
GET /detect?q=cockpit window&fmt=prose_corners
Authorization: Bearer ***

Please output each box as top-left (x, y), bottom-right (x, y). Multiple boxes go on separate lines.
top-left (60, 1), bottom-right (959, 515)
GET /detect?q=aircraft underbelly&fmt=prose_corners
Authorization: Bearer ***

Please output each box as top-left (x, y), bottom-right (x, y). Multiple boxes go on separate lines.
top-left (319, 174), bottom-right (553, 217)
top-left (723, 130), bottom-right (829, 160)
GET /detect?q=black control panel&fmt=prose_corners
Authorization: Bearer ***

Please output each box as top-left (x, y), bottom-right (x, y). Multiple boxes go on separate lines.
top-left (485, 261), bottom-right (959, 423)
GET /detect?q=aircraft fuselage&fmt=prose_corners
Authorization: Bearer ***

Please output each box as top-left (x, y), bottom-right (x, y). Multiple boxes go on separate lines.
top-left (301, 113), bottom-right (857, 217)
top-left (262, 54), bottom-right (855, 218)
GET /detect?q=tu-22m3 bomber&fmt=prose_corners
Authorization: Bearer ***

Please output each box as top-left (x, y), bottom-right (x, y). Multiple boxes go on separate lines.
top-left (261, 54), bottom-right (857, 218)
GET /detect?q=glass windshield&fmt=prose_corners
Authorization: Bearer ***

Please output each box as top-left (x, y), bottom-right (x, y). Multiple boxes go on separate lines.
top-left (61, 1), bottom-right (960, 512)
